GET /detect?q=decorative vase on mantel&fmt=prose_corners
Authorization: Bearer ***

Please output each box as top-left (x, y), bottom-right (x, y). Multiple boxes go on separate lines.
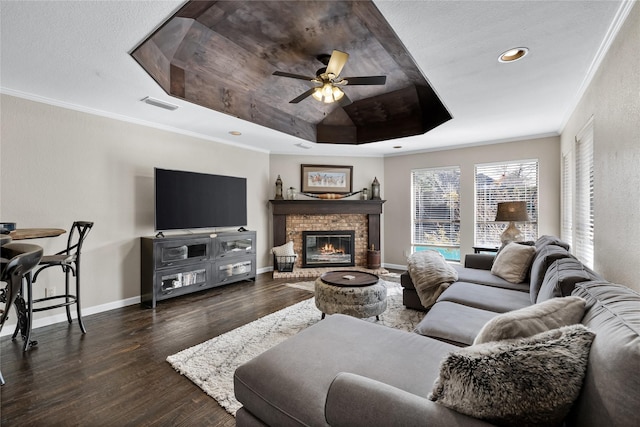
top-left (287, 187), bottom-right (297, 200)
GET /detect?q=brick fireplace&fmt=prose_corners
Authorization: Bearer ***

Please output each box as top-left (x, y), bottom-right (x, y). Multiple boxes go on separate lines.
top-left (270, 200), bottom-right (384, 269)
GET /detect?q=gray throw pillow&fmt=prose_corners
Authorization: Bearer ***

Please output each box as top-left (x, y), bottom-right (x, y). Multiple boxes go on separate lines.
top-left (473, 295), bottom-right (586, 344)
top-left (429, 324), bottom-right (595, 427)
top-left (490, 242), bottom-right (536, 283)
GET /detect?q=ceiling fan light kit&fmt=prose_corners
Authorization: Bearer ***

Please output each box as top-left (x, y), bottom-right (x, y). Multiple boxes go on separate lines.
top-left (312, 83), bottom-right (345, 104)
top-left (273, 49), bottom-right (384, 105)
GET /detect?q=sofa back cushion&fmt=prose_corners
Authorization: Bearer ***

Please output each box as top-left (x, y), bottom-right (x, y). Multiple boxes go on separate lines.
top-left (535, 235), bottom-right (570, 251)
top-left (537, 258), bottom-right (601, 303)
top-left (568, 281), bottom-right (640, 427)
top-left (529, 244), bottom-right (573, 303)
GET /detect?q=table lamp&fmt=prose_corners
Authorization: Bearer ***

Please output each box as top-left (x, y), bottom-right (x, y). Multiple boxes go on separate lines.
top-left (495, 201), bottom-right (529, 245)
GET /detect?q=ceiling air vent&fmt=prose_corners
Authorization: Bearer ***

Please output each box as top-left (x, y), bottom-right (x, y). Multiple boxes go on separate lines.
top-left (141, 96), bottom-right (178, 111)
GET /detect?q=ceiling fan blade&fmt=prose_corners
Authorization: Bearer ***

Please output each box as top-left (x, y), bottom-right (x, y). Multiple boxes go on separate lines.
top-left (338, 92), bottom-right (352, 107)
top-left (289, 88), bottom-right (317, 103)
top-left (343, 76), bottom-right (387, 85)
top-left (273, 71), bottom-right (314, 81)
top-left (326, 50), bottom-right (349, 77)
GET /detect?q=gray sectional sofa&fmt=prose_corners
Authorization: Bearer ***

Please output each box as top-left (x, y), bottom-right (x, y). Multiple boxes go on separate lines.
top-left (234, 236), bottom-right (640, 426)
top-left (402, 236), bottom-right (602, 346)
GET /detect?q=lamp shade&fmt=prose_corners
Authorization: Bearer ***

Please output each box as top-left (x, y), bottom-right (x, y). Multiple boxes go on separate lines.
top-left (495, 201), bottom-right (529, 222)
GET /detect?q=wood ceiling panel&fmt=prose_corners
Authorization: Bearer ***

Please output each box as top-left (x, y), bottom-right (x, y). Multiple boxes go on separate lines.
top-left (131, 0), bottom-right (451, 145)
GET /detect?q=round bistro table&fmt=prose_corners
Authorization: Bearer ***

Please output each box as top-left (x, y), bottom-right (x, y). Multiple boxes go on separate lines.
top-left (314, 270), bottom-right (387, 320)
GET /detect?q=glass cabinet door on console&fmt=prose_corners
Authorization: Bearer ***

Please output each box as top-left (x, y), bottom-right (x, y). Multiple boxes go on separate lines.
top-left (154, 237), bottom-right (209, 269)
top-left (215, 233), bottom-right (255, 258)
top-left (215, 258), bottom-right (255, 284)
top-left (158, 266), bottom-right (208, 298)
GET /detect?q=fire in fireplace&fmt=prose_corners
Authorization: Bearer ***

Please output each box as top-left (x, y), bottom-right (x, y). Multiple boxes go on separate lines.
top-left (302, 230), bottom-right (355, 268)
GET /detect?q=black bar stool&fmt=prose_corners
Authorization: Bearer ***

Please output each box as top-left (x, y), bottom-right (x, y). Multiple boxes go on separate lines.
top-left (1, 243), bottom-right (43, 384)
top-left (29, 221), bottom-right (93, 339)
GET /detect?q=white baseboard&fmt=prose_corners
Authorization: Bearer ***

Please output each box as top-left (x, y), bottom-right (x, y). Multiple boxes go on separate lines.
top-left (0, 296), bottom-right (140, 337)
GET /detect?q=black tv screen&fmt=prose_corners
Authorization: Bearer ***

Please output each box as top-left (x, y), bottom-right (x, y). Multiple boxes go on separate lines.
top-left (155, 168), bottom-right (247, 231)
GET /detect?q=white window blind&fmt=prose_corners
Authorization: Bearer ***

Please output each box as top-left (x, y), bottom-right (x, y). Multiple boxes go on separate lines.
top-left (475, 160), bottom-right (538, 247)
top-left (574, 118), bottom-right (594, 268)
top-left (411, 167), bottom-right (460, 260)
top-left (561, 151), bottom-right (573, 247)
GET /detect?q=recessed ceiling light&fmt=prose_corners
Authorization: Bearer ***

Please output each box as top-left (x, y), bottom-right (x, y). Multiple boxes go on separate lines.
top-left (141, 96), bottom-right (179, 111)
top-left (295, 143), bottom-right (311, 149)
top-left (229, 131), bottom-right (242, 136)
top-left (498, 47), bottom-right (529, 63)
top-left (393, 145), bottom-right (402, 149)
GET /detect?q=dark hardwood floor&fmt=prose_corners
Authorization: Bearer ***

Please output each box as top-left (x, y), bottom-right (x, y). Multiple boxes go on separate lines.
top-left (0, 273), bottom-right (314, 426)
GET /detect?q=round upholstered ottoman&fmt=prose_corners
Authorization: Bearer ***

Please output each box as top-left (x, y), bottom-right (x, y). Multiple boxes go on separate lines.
top-left (314, 271), bottom-right (387, 319)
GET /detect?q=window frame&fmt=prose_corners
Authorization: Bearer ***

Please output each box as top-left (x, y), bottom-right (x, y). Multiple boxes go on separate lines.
top-left (410, 166), bottom-right (461, 261)
top-left (474, 159), bottom-right (539, 248)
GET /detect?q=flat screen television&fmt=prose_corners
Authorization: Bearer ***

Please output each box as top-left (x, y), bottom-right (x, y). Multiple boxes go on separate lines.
top-left (155, 168), bottom-right (247, 231)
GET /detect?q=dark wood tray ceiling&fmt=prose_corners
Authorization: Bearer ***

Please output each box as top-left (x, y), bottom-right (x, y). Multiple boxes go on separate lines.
top-left (131, 1), bottom-right (452, 145)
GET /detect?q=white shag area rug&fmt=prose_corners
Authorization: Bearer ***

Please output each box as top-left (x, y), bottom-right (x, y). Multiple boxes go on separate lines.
top-left (166, 280), bottom-right (424, 416)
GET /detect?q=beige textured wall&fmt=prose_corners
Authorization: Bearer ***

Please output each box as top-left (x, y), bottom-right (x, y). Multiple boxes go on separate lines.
top-left (0, 94), bottom-right (271, 328)
top-left (561, 2), bottom-right (640, 291)
top-left (383, 137), bottom-right (561, 267)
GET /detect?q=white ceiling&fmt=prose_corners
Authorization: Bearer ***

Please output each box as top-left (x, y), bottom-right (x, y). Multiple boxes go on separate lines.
top-left (0, 1), bottom-right (630, 157)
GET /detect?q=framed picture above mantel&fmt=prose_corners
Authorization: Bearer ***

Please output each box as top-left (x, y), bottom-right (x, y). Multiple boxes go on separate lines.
top-left (301, 164), bottom-right (353, 194)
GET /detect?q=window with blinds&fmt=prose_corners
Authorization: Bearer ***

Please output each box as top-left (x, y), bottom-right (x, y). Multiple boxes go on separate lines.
top-left (475, 160), bottom-right (539, 247)
top-left (574, 118), bottom-right (594, 268)
top-left (411, 167), bottom-right (460, 261)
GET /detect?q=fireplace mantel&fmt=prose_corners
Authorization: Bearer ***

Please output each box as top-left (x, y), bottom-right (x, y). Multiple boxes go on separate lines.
top-left (269, 199), bottom-right (385, 251)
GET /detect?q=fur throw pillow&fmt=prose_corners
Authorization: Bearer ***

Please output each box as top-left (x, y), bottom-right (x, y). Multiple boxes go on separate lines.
top-left (474, 296), bottom-right (587, 344)
top-left (429, 324), bottom-right (595, 427)
top-left (407, 251), bottom-right (458, 309)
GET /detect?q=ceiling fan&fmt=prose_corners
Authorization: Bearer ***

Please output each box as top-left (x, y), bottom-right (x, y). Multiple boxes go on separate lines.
top-left (272, 50), bottom-right (386, 105)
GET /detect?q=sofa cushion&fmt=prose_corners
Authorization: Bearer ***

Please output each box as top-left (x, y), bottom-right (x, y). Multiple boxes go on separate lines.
top-left (473, 296), bottom-right (586, 344)
top-left (535, 235), bottom-right (570, 251)
top-left (429, 324), bottom-right (595, 427)
top-left (528, 244), bottom-right (573, 303)
top-left (436, 281), bottom-right (531, 313)
top-left (569, 281), bottom-right (640, 427)
top-left (234, 314), bottom-right (459, 427)
top-left (452, 264), bottom-right (529, 292)
top-left (490, 242), bottom-right (536, 283)
top-left (414, 301), bottom-right (498, 346)
top-left (407, 251), bottom-right (458, 309)
top-left (536, 258), bottom-right (600, 303)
